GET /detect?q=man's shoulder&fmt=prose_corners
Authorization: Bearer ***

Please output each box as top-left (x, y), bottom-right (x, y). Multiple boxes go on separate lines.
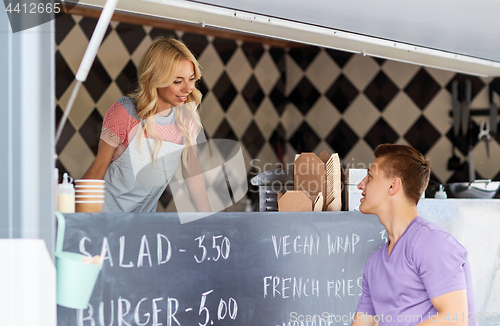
top-left (409, 216), bottom-right (466, 254)
top-left (409, 216), bottom-right (449, 239)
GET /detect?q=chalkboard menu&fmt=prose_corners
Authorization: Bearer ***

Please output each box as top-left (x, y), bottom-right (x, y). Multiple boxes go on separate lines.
top-left (57, 212), bottom-right (386, 326)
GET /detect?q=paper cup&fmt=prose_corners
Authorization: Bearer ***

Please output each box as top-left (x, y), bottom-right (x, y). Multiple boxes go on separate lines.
top-left (56, 251), bottom-right (101, 309)
top-left (75, 189), bottom-right (105, 196)
top-left (75, 196), bottom-right (105, 202)
top-left (75, 201), bottom-right (104, 213)
top-left (75, 185), bottom-right (105, 189)
top-left (75, 186), bottom-right (105, 194)
top-left (75, 179), bottom-right (104, 187)
top-left (75, 193), bottom-right (104, 201)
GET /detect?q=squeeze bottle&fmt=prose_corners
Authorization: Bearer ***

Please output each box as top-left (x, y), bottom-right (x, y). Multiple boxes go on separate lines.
top-left (57, 173), bottom-right (75, 213)
top-left (434, 184), bottom-right (448, 199)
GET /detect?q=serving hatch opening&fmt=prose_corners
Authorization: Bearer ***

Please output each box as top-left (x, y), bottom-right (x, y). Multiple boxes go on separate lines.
top-left (74, 0), bottom-right (500, 77)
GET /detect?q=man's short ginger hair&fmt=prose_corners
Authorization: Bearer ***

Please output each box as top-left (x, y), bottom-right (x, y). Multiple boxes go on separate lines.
top-left (374, 144), bottom-right (431, 204)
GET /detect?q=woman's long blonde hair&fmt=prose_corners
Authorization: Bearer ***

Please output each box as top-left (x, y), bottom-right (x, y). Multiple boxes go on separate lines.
top-left (129, 37), bottom-right (203, 168)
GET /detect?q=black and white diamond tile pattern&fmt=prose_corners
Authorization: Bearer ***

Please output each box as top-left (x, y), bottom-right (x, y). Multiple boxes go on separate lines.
top-left (364, 71), bottom-right (399, 112)
top-left (55, 14), bottom-right (500, 211)
top-left (325, 74), bottom-right (358, 114)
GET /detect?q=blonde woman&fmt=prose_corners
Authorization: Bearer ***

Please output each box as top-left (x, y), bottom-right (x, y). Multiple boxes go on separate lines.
top-left (83, 37), bottom-right (211, 213)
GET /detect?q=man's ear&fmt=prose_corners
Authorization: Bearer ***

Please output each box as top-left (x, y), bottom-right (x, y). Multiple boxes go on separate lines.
top-left (389, 177), bottom-right (402, 195)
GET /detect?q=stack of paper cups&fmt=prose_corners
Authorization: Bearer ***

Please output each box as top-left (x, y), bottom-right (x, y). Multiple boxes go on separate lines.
top-left (74, 179), bottom-right (105, 213)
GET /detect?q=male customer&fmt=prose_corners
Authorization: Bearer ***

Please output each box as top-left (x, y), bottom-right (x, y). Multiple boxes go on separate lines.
top-left (352, 144), bottom-right (477, 326)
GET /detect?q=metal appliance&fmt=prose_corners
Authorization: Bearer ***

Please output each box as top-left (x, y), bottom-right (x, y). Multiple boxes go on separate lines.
top-left (250, 168), bottom-right (294, 211)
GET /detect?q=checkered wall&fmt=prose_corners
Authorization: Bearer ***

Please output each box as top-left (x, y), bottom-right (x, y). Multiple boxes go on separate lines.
top-left (55, 14), bottom-right (500, 211)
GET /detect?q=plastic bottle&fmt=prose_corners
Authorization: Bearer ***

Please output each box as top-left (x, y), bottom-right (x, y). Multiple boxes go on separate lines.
top-left (54, 167), bottom-right (59, 210)
top-left (245, 199), bottom-right (253, 212)
top-left (434, 184), bottom-right (448, 199)
top-left (57, 173), bottom-right (75, 213)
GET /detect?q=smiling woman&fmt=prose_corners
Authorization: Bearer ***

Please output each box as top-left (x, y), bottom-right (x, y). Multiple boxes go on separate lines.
top-left (157, 60), bottom-right (197, 113)
top-left (82, 37), bottom-right (212, 213)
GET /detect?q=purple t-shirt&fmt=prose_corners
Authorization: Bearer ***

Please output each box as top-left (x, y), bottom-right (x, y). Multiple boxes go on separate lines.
top-left (356, 216), bottom-right (477, 326)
